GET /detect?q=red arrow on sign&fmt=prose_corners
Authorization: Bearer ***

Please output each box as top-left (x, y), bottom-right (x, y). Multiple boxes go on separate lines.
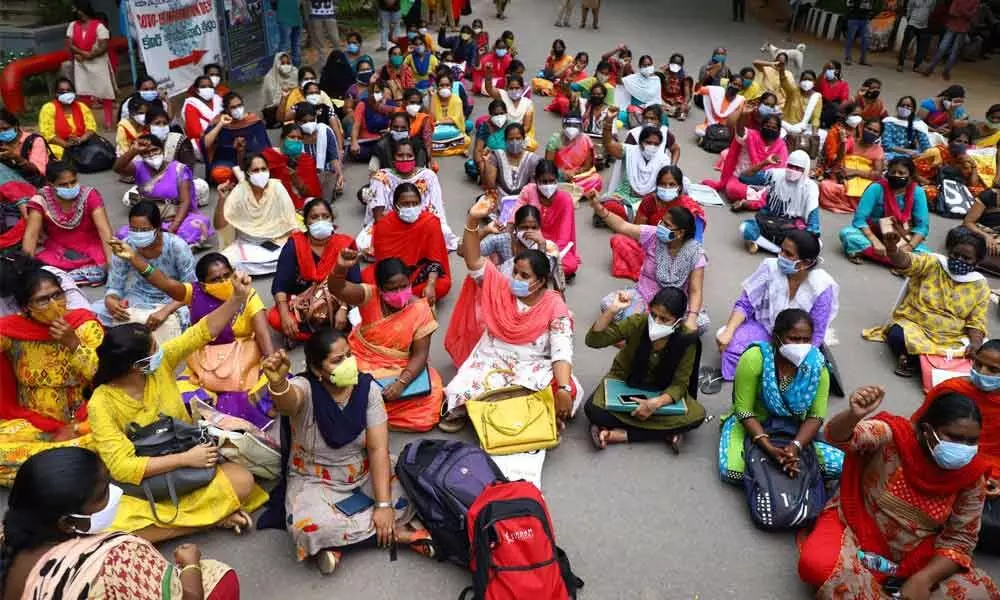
top-left (168, 49), bottom-right (208, 69)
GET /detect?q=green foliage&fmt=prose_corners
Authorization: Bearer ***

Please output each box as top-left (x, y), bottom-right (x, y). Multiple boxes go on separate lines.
top-left (337, 0), bottom-right (376, 18)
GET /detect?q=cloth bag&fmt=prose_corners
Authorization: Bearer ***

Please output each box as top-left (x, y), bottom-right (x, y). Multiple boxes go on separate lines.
top-left (466, 370), bottom-right (559, 455)
top-left (919, 354), bottom-right (972, 393)
top-left (65, 135), bottom-right (116, 173)
top-left (187, 338), bottom-right (261, 393)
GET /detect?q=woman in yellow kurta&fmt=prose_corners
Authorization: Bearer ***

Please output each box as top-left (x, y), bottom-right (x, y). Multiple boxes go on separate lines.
top-left (86, 266), bottom-right (267, 542)
top-left (0, 269), bottom-right (101, 485)
top-left (38, 77), bottom-right (98, 160)
top-left (114, 100), bottom-right (150, 156)
top-left (429, 71), bottom-right (471, 157)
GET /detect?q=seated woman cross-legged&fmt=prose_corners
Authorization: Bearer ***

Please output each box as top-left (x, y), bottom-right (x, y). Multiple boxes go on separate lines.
top-left (717, 230), bottom-right (839, 381)
top-left (963, 188), bottom-right (1000, 276)
top-left (329, 249), bottom-right (444, 432)
top-left (875, 227), bottom-right (989, 378)
top-left (585, 287), bottom-right (707, 453)
top-left (87, 271), bottom-right (268, 543)
top-left (818, 118), bottom-right (885, 215)
top-left (441, 199), bottom-right (580, 433)
top-left (202, 92), bottom-right (271, 185)
top-left (256, 333), bottom-right (435, 575)
top-left (0, 448), bottom-right (241, 600)
top-left (718, 308), bottom-right (844, 484)
top-left (508, 160), bottom-right (582, 278)
top-left (544, 111), bottom-right (604, 197)
top-left (798, 388), bottom-right (999, 599)
top-left (704, 111), bottom-right (788, 205)
top-left (738, 150), bottom-right (820, 255)
top-left (476, 204), bottom-right (567, 292)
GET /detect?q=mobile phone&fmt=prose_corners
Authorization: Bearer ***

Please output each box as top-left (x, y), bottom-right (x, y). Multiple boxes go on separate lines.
top-left (261, 241), bottom-right (280, 251)
top-left (619, 394), bottom-right (648, 404)
top-left (333, 489), bottom-right (374, 516)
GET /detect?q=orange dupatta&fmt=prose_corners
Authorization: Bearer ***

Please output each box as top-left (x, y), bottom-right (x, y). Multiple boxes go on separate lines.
top-left (351, 296), bottom-right (437, 375)
top-left (291, 231), bottom-right (355, 282)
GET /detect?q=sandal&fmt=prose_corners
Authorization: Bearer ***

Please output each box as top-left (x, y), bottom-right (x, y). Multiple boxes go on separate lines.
top-left (847, 254), bottom-right (863, 265)
top-left (589, 425), bottom-right (608, 450)
top-left (668, 434), bottom-right (683, 455)
top-left (438, 416), bottom-right (467, 433)
top-left (699, 367), bottom-right (724, 395)
top-left (408, 530), bottom-right (436, 559)
top-left (894, 355), bottom-right (916, 378)
top-left (218, 510), bottom-right (251, 535)
top-left (317, 549), bottom-right (342, 575)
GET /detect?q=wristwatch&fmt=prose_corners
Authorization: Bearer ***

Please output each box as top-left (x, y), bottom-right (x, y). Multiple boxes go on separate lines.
top-left (557, 384), bottom-right (572, 394)
top-left (790, 440), bottom-right (803, 452)
top-left (375, 501), bottom-right (392, 509)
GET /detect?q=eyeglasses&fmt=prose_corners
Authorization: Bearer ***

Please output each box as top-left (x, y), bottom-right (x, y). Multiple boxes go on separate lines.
top-left (30, 289), bottom-right (66, 308)
top-left (329, 350), bottom-right (353, 363)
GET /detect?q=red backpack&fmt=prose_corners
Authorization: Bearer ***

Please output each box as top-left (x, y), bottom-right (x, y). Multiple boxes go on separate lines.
top-left (459, 481), bottom-right (583, 600)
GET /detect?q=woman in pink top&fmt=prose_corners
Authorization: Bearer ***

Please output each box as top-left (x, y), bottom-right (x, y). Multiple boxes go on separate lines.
top-left (509, 160), bottom-right (581, 276)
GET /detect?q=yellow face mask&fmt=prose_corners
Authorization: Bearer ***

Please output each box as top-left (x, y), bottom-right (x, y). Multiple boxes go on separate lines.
top-left (203, 280), bottom-right (234, 301)
top-left (31, 299), bottom-right (67, 324)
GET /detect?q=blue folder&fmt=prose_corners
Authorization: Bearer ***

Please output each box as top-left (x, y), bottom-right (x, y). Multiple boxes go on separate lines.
top-left (376, 369), bottom-right (431, 399)
top-left (603, 378), bottom-right (688, 416)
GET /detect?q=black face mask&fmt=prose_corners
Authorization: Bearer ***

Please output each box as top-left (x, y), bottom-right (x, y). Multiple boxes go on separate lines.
top-left (865, 89), bottom-right (881, 100)
top-left (949, 142), bottom-right (968, 156)
top-left (887, 174), bottom-right (908, 189)
top-left (862, 130), bottom-right (880, 145)
top-left (725, 86), bottom-right (739, 98)
top-left (761, 127), bottom-right (780, 142)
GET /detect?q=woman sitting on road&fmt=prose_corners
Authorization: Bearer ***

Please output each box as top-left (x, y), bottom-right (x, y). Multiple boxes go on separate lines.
top-left (429, 72), bottom-right (472, 157)
top-left (607, 165), bottom-right (706, 281)
top-left (261, 52), bottom-right (298, 126)
top-left (620, 55), bottom-right (662, 127)
top-left (798, 389), bottom-right (998, 599)
top-left (693, 76), bottom-right (745, 139)
top-left (962, 187), bottom-right (1000, 276)
top-left (379, 46), bottom-right (416, 101)
top-left (146, 107), bottom-right (199, 174)
top-left (441, 199), bottom-right (580, 433)
top-left (368, 112), bottom-right (430, 175)
top-left (703, 110), bottom-right (788, 204)
top-left (329, 250), bottom-right (444, 432)
top-left (38, 78), bottom-right (98, 161)
top-left (0, 448), bottom-right (241, 599)
top-left (601, 124), bottom-right (672, 221)
top-left (531, 39), bottom-right (573, 96)
top-left (465, 99), bottom-right (511, 182)
top-left (112, 134), bottom-right (213, 249)
top-left (485, 70), bottom-right (538, 151)
top-left (738, 150), bottom-right (820, 255)
top-left (257, 331), bottom-right (434, 575)
top-left (591, 193), bottom-right (709, 332)
top-left (476, 204), bottom-right (566, 291)
top-left (818, 117), bottom-right (885, 214)
top-left (348, 78), bottom-right (395, 162)
top-left (780, 68), bottom-right (822, 136)
top-left (292, 102), bottom-right (344, 198)
top-left (882, 95), bottom-right (932, 160)
top-left (585, 286), bottom-right (706, 453)
top-left (815, 102), bottom-right (863, 212)
top-left (719, 308), bottom-right (844, 484)
top-left (472, 38), bottom-right (512, 95)
top-left (181, 76), bottom-right (223, 155)
top-left (262, 124), bottom-right (322, 210)
top-left (839, 156), bottom-right (930, 266)
top-left (544, 51), bottom-right (590, 117)
top-left (717, 231), bottom-right (839, 381)
top-left (917, 85), bottom-right (969, 143)
top-left (660, 53), bottom-right (693, 121)
top-left (270, 199), bottom-right (359, 343)
top-left (214, 156), bottom-right (301, 276)
top-left (113, 99), bottom-right (149, 158)
top-left (23, 161), bottom-right (114, 287)
top-left (545, 112), bottom-right (603, 196)
top-left (87, 271), bottom-right (267, 542)
top-left (481, 123), bottom-right (542, 202)
top-left (202, 92), bottom-right (271, 184)
top-left (0, 108), bottom-right (50, 185)
top-left (873, 226), bottom-right (989, 378)
top-left (508, 160), bottom-right (581, 278)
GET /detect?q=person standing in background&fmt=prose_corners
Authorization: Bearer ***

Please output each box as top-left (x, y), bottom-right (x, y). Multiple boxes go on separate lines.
top-left (277, 0), bottom-right (304, 66)
top-left (896, 0), bottom-right (936, 72)
top-left (843, 0), bottom-right (878, 66)
top-left (377, 0), bottom-right (401, 51)
top-left (733, 0), bottom-right (746, 22)
top-left (555, 0), bottom-right (575, 28)
top-left (66, 0), bottom-right (116, 130)
top-left (308, 0), bottom-right (342, 58)
top-left (918, 0), bottom-right (980, 80)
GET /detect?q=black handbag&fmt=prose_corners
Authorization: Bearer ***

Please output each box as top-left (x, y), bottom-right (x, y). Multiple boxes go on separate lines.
top-left (116, 415), bottom-right (218, 524)
top-left (978, 496), bottom-right (1000, 555)
top-left (701, 124), bottom-right (732, 154)
top-left (65, 135), bottom-right (116, 173)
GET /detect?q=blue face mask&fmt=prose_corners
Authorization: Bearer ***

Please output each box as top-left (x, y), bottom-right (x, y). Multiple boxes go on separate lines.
top-left (777, 255), bottom-right (800, 275)
top-left (55, 184), bottom-right (81, 200)
top-left (971, 368), bottom-right (1000, 392)
top-left (128, 229), bottom-right (158, 249)
top-left (0, 128), bottom-right (16, 143)
top-left (929, 428), bottom-right (978, 470)
top-left (139, 90), bottom-right (159, 102)
top-left (655, 224), bottom-right (674, 243)
top-left (347, 42), bottom-right (360, 54)
top-left (134, 346), bottom-right (164, 375)
top-left (509, 276), bottom-right (533, 298)
top-left (495, 48), bottom-right (508, 58)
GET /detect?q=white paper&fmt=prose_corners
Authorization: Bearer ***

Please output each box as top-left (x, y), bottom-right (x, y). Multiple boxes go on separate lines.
top-left (491, 450), bottom-right (546, 490)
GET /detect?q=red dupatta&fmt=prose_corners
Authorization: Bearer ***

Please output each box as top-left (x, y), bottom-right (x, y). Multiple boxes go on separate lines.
top-left (914, 378), bottom-right (1000, 478)
top-left (261, 147), bottom-right (322, 209)
top-left (53, 101), bottom-right (87, 140)
top-left (875, 179), bottom-right (917, 224)
top-left (372, 211), bottom-right (451, 284)
top-left (0, 309), bottom-right (97, 432)
top-left (839, 412), bottom-right (988, 579)
top-left (291, 230), bottom-right (355, 283)
top-left (71, 18), bottom-right (100, 52)
top-left (444, 261), bottom-right (570, 367)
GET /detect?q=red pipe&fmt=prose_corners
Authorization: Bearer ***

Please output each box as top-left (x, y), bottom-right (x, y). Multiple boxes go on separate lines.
top-left (0, 37), bottom-right (129, 115)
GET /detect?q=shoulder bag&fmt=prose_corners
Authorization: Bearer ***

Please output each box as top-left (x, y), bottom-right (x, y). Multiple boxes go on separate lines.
top-left (466, 370), bottom-right (559, 455)
top-left (291, 280), bottom-right (342, 332)
top-left (188, 337), bottom-right (262, 393)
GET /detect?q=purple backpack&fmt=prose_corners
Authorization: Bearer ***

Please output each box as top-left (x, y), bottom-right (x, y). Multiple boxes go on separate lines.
top-left (396, 439), bottom-right (506, 567)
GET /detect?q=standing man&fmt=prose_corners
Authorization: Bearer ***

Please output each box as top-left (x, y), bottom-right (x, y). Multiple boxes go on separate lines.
top-left (843, 0), bottom-right (878, 66)
top-left (276, 0), bottom-right (303, 66)
top-left (308, 0), bottom-right (341, 57)
top-left (377, 0), bottom-right (401, 51)
top-left (919, 0), bottom-right (980, 79)
top-left (896, 0), bottom-right (935, 72)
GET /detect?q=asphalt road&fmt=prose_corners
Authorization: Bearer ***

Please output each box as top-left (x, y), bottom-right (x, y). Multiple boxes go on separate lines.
top-left (5, 0), bottom-right (1000, 597)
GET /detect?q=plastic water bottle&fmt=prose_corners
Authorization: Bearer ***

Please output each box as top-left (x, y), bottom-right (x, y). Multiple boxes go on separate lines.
top-left (857, 550), bottom-right (899, 576)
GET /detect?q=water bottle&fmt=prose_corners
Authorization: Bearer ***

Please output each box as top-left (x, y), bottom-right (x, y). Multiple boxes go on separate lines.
top-left (857, 550), bottom-right (899, 576)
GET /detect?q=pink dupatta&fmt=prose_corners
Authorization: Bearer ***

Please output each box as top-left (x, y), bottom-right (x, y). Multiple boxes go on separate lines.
top-left (718, 128), bottom-right (788, 185)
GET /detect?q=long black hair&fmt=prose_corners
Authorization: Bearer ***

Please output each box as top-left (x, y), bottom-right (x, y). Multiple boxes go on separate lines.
top-left (91, 323), bottom-right (154, 387)
top-left (374, 257), bottom-right (410, 289)
top-left (0, 249), bottom-right (43, 300)
top-left (918, 392), bottom-right (982, 429)
top-left (303, 326), bottom-right (347, 374)
top-left (15, 269), bottom-right (61, 311)
top-left (194, 252), bottom-right (231, 283)
top-left (667, 206), bottom-right (696, 242)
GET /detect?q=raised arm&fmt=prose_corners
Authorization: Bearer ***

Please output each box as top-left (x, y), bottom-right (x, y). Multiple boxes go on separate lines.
top-left (212, 180), bottom-right (234, 230)
top-left (327, 247), bottom-right (368, 306)
top-left (483, 64), bottom-right (501, 100)
top-left (602, 106), bottom-right (624, 159)
top-left (463, 199), bottom-right (491, 271)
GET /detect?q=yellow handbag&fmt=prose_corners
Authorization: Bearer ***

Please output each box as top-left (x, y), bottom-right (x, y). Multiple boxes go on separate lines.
top-left (466, 370), bottom-right (559, 455)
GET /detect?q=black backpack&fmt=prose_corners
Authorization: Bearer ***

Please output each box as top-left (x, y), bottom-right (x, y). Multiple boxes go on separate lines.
top-left (395, 439), bottom-right (507, 567)
top-left (65, 135), bottom-right (116, 173)
top-left (16, 133), bottom-right (52, 187)
top-left (700, 123), bottom-right (732, 153)
top-left (743, 435), bottom-right (826, 530)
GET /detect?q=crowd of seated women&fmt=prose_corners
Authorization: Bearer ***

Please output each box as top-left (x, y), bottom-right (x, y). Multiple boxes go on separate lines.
top-left (2, 17), bottom-right (1000, 599)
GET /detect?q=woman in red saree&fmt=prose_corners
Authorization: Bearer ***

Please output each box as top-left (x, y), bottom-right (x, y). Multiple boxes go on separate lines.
top-left (261, 124), bottom-right (322, 210)
top-left (328, 251), bottom-right (443, 432)
top-left (798, 387), bottom-right (1000, 599)
top-left (369, 182), bottom-right (451, 305)
top-left (509, 160), bottom-right (581, 276)
top-left (269, 199), bottom-right (357, 342)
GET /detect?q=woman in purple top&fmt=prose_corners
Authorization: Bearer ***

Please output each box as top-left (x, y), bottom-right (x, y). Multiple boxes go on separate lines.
top-left (716, 230), bottom-right (839, 380)
top-left (112, 134), bottom-right (213, 248)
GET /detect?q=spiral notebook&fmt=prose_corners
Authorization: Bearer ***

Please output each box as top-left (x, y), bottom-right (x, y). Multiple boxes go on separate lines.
top-left (603, 378), bottom-right (688, 415)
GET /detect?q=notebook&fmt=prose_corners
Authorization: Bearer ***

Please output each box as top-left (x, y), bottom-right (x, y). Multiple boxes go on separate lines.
top-left (603, 378), bottom-right (688, 416)
top-left (375, 368), bottom-right (431, 399)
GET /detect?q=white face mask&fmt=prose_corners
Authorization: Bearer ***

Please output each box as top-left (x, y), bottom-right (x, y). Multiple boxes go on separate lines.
top-left (778, 343), bottom-right (812, 367)
top-left (134, 113), bottom-right (147, 126)
top-left (150, 125), bottom-right (170, 140)
top-left (406, 103), bottom-right (422, 117)
top-left (897, 106), bottom-right (913, 119)
top-left (641, 144), bottom-right (658, 160)
top-left (306, 93), bottom-right (322, 105)
top-left (516, 230), bottom-right (538, 249)
top-left (69, 484), bottom-right (123, 534)
top-left (538, 183), bottom-right (558, 198)
top-left (230, 106), bottom-right (245, 120)
top-left (398, 205), bottom-right (423, 223)
top-left (209, 75), bottom-right (222, 87)
top-left (639, 65), bottom-right (655, 77)
top-left (845, 115), bottom-right (863, 128)
top-left (799, 80), bottom-right (814, 92)
top-left (144, 154), bottom-right (164, 170)
top-left (300, 121), bottom-right (318, 135)
top-left (198, 87), bottom-right (215, 101)
top-left (785, 169), bottom-right (803, 183)
top-left (491, 114), bottom-right (508, 128)
top-left (249, 171), bottom-right (270, 188)
top-left (373, 92), bottom-right (384, 103)
top-left (279, 64), bottom-right (294, 76)
top-left (656, 186), bottom-right (679, 201)
top-left (438, 87), bottom-right (452, 99)
top-left (647, 315), bottom-right (677, 341)
top-left (563, 126), bottom-right (580, 140)
top-left (57, 92), bottom-right (76, 105)
top-left (668, 63), bottom-right (682, 73)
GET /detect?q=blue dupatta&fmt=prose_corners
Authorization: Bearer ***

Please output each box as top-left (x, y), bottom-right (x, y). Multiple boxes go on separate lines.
top-left (754, 342), bottom-right (823, 419)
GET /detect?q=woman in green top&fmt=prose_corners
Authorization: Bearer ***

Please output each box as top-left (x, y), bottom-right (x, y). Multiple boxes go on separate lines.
top-left (584, 286), bottom-right (706, 453)
top-left (717, 308), bottom-right (844, 485)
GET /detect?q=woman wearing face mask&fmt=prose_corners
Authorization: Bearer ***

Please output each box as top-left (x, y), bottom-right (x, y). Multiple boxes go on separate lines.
top-left (0, 448), bottom-right (242, 598)
top-left (346, 59), bottom-right (377, 103)
top-left (481, 123), bottom-right (542, 202)
top-left (815, 103), bottom-right (863, 203)
top-left (281, 67), bottom-right (337, 125)
top-left (0, 269), bottom-right (100, 484)
top-left (119, 76), bottom-right (170, 124)
top-left (975, 104), bottom-right (1000, 147)
top-left (180, 75), bottom-right (223, 153)
top-left (839, 156), bottom-right (930, 266)
top-left (704, 112), bottom-right (788, 205)
top-left (291, 102), bottom-right (343, 196)
top-left (403, 38), bottom-right (440, 92)
top-left (437, 24), bottom-right (478, 75)
top-left (799, 390), bottom-right (999, 599)
top-left (369, 112), bottom-right (430, 175)
top-left (473, 40), bottom-right (512, 95)
top-left (262, 52), bottom-right (299, 127)
top-left (0, 108), bottom-right (49, 186)
top-left (532, 39), bottom-right (573, 95)
top-left (580, 82), bottom-right (615, 166)
top-left (621, 55), bottom-right (662, 121)
top-left (485, 72), bottom-right (539, 151)
top-left (780, 68), bottom-right (822, 136)
top-left (202, 92), bottom-right (271, 185)
top-left (963, 187), bottom-right (1000, 276)
top-left (740, 151), bottom-right (820, 254)
top-left (717, 231), bottom-right (838, 381)
top-left (753, 54), bottom-right (795, 110)
top-left (349, 80), bottom-right (394, 161)
top-left (379, 47), bottom-right (416, 102)
top-left (719, 308), bottom-right (844, 484)
top-left (476, 205), bottom-right (565, 290)
top-left (342, 31), bottom-right (373, 75)
top-left (0, 250), bottom-right (89, 318)
top-left (23, 161), bottom-right (113, 287)
top-left (87, 271), bottom-right (266, 542)
top-left (913, 127), bottom-right (977, 191)
top-left (693, 73), bottom-right (746, 139)
top-left (819, 118), bottom-right (885, 214)
top-left (368, 182), bottom-right (451, 306)
top-left (262, 123), bottom-right (322, 210)
top-left (145, 107), bottom-right (199, 172)
top-left (586, 286), bottom-right (706, 452)
top-left (545, 113), bottom-right (603, 196)
top-left (509, 160), bottom-right (581, 277)
top-left (734, 66), bottom-right (764, 103)
top-left (37, 78), bottom-right (98, 161)
top-left (466, 100), bottom-right (512, 181)
top-left (112, 135), bottom-right (213, 249)
top-left (601, 125), bottom-right (673, 221)
top-left (660, 54), bottom-right (693, 121)
top-left (875, 227), bottom-right (989, 378)
top-left (621, 105), bottom-right (678, 160)
top-left (214, 154), bottom-right (301, 276)
top-left (429, 73), bottom-right (471, 157)
top-left (256, 330), bottom-right (434, 575)
top-left (566, 61), bottom-right (614, 107)
top-left (544, 52), bottom-right (590, 117)
top-left (442, 199), bottom-right (579, 432)
top-left (918, 85), bottom-right (969, 142)
top-left (114, 100), bottom-right (150, 159)
top-left (327, 251), bottom-right (444, 431)
top-left (66, 0), bottom-right (115, 130)
top-left (816, 60), bottom-right (849, 129)
top-left (882, 95), bottom-right (932, 160)
top-left (853, 77), bottom-right (888, 122)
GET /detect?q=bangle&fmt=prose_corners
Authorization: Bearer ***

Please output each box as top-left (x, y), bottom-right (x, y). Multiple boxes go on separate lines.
top-left (140, 264), bottom-right (155, 278)
top-left (751, 433), bottom-right (769, 445)
top-left (177, 564), bottom-right (201, 576)
top-left (268, 380), bottom-right (291, 395)
top-left (791, 440), bottom-right (803, 451)
top-left (686, 310), bottom-right (699, 316)
top-left (464, 223), bottom-right (480, 233)
top-left (374, 501), bottom-right (392, 509)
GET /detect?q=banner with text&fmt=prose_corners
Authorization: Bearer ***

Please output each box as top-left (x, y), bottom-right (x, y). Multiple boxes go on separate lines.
top-left (129, 0), bottom-right (223, 97)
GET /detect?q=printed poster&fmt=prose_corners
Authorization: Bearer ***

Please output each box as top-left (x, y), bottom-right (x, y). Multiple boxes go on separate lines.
top-left (129, 0), bottom-right (223, 97)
